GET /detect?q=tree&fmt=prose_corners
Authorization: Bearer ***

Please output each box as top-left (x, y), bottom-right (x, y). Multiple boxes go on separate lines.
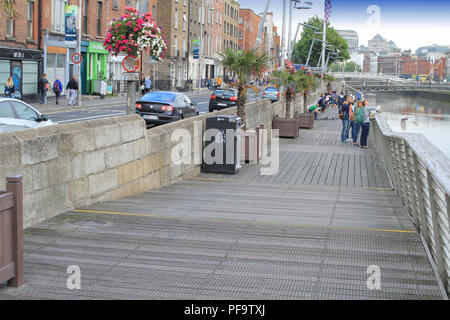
top-left (218, 48), bottom-right (268, 129)
top-left (294, 69), bottom-right (319, 113)
top-left (1, 0), bottom-right (18, 18)
top-left (292, 16), bottom-right (350, 67)
top-left (271, 70), bottom-right (297, 118)
top-left (329, 61), bottom-right (362, 73)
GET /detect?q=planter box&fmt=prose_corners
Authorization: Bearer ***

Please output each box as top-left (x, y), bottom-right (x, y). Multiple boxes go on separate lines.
top-left (240, 125), bottom-right (264, 164)
top-left (295, 112), bottom-right (315, 129)
top-left (272, 117), bottom-right (299, 139)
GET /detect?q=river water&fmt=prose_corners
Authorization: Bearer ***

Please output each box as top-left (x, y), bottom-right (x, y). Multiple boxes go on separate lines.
top-left (369, 92), bottom-right (450, 157)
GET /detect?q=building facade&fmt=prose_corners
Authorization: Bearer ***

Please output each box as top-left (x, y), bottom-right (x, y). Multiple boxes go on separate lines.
top-left (238, 8), bottom-right (261, 52)
top-left (0, 0), bottom-right (42, 101)
top-left (368, 34), bottom-right (398, 57)
top-left (222, 0), bottom-right (239, 53)
top-left (336, 29), bottom-right (359, 54)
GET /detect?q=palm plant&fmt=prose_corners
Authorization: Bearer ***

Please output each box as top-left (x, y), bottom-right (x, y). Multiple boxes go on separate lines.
top-left (271, 70), bottom-right (298, 119)
top-left (1, 0), bottom-right (18, 18)
top-left (218, 48), bottom-right (268, 129)
top-left (295, 70), bottom-right (319, 113)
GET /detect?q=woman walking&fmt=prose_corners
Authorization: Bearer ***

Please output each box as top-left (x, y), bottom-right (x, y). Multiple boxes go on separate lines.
top-left (4, 77), bottom-right (15, 99)
top-left (359, 100), bottom-right (381, 149)
top-left (66, 76), bottom-right (79, 106)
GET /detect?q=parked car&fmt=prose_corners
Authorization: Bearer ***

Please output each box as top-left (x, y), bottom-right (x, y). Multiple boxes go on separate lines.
top-left (261, 86), bottom-right (280, 103)
top-left (0, 98), bottom-right (54, 133)
top-left (209, 88), bottom-right (238, 112)
top-left (135, 91), bottom-right (199, 128)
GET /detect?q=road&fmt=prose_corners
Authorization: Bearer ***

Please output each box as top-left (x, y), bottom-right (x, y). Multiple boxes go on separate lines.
top-left (49, 90), bottom-right (259, 124)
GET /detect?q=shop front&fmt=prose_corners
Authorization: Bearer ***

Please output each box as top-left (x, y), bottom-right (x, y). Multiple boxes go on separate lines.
top-left (86, 41), bottom-right (108, 95)
top-left (0, 47), bottom-right (43, 102)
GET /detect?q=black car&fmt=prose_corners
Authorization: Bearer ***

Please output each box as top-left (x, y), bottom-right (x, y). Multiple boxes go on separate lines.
top-left (135, 91), bottom-right (198, 128)
top-left (209, 88), bottom-right (238, 112)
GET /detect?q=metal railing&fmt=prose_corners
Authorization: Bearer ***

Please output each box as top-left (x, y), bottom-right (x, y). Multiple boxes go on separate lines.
top-left (371, 116), bottom-right (450, 297)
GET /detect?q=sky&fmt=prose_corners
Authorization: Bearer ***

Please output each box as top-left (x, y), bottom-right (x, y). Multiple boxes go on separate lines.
top-left (237, 0), bottom-right (450, 52)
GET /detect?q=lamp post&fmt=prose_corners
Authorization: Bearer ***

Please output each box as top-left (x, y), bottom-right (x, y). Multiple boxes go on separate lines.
top-left (198, 3), bottom-right (215, 94)
top-left (295, 22), bottom-right (319, 66)
top-left (288, 2), bottom-right (313, 62)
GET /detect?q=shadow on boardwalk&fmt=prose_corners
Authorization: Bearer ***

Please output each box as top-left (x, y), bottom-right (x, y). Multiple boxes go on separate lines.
top-left (0, 107), bottom-right (444, 300)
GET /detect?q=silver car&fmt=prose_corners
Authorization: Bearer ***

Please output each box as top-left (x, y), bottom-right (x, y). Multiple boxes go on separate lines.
top-left (0, 98), bottom-right (54, 133)
top-left (261, 86), bottom-right (280, 102)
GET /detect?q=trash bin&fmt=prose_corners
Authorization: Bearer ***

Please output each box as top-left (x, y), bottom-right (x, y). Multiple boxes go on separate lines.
top-left (203, 115), bottom-right (242, 174)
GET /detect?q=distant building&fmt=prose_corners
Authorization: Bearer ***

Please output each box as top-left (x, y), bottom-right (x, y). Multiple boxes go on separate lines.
top-left (416, 45), bottom-right (450, 59)
top-left (336, 30), bottom-right (359, 54)
top-left (368, 34), bottom-right (398, 56)
top-left (238, 9), bottom-right (262, 52)
top-left (446, 52), bottom-right (450, 82)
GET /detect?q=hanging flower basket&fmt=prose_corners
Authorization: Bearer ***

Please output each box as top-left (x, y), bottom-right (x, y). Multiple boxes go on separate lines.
top-left (103, 7), bottom-right (167, 61)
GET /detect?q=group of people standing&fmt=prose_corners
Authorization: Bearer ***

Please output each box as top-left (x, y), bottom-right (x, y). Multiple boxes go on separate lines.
top-left (338, 89), bottom-right (380, 148)
top-left (308, 91), bottom-right (338, 120)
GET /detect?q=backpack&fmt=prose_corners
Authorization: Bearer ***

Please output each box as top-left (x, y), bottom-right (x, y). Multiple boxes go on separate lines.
top-left (53, 81), bottom-right (60, 92)
top-left (356, 107), bottom-right (365, 123)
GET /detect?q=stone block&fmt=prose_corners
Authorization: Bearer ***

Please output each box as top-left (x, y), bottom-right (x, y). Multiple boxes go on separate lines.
top-left (147, 132), bottom-right (161, 154)
top-left (104, 142), bottom-right (134, 169)
top-left (94, 125), bottom-right (121, 148)
top-left (69, 178), bottom-right (89, 203)
top-left (140, 171), bottom-right (161, 192)
top-left (32, 163), bottom-right (48, 191)
top-left (21, 135), bottom-right (58, 165)
top-left (119, 118), bottom-right (145, 143)
top-left (72, 155), bottom-right (85, 180)
top-left (84, 150), bottom-right (106, 175)
top-left (47, 157), bottom-right (73, 186)
top-left (88, 169), bottom-right (118, 196)
top-left (132, 138), bottom-right (147, 159)
top-left (118, 160), bottom-right (144, 185)
top-left (71, 128), bottom-right (96, 153)
top-left (0, 133), bottom-right (20, 167)
top-left (142, 153), bottom-right (162, 175)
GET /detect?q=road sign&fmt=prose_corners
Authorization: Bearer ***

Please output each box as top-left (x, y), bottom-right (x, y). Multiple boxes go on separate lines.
top-left (122, 72), bottom-right (140, 81)
top-left (122, 55), bottom-right (140, 72)
top-left (71, 53), bottom-right (82, 64)
top-left (193, 39), bottom-right (200, 59)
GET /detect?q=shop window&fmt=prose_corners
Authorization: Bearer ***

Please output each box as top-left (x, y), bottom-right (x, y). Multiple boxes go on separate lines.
top-left (0, 61), bottom-right (11, 86)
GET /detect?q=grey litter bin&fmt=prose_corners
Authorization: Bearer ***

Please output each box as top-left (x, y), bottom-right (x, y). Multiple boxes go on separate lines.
top-left (203, 115), bottom-right (242, 174)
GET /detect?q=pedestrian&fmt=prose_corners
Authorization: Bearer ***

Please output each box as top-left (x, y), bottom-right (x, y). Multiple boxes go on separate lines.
top-left (52, 77), bottom-right (63, 105)
top-left (38, 73), bottom-right (49, 104)
top-left (4, 77), bottom-right (15, 99)
top-left (140, 77), bottom-right (146, 95)
top-left (351, 100), bottom-right (363, 147)
top-left (144, 76), bottom-right (152, 93)
top-left (309, 104), bottom-right (319, 120)
top-left (66, 75), bottom-right (79, 106)
top-left (340, 96), bottom-right (352, 143)
top-left (217, 76), bottom-right (222, 88)
top-left (359, 100), bottom-right (381, 149)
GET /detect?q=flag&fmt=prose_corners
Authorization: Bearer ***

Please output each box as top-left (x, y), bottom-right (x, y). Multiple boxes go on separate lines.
top-left (324, 0), bottom-right (332, 23)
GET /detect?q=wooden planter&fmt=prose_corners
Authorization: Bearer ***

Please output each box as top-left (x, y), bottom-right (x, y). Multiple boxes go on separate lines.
top-left (272, 117), bottom-right (299, 139)
top-left (240, 125), bottom-right (264, 164)
top-left (294, 112), bottom-right (315, 129)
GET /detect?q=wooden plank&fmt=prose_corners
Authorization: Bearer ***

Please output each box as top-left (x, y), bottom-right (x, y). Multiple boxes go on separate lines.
top-left (340, 154), bottom-right (350, 187)
top-left (354, 154), bottom-right (362, 188)
top-left (325, 153), bottom-right (338, 185)
top-left (317, 153), bottom-right (333, 186)
top-left (348, 153), bottom-right (355, 188)
top-left (360, 155), bottom-right (369, 188)
top-left (333, 154), bottom-right (344, 186)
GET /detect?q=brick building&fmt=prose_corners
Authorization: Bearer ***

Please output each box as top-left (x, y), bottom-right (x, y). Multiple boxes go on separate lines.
top-left (238, 8), bottom-right (261, 52)
top-left (0, 0), bottom-right (42, 101)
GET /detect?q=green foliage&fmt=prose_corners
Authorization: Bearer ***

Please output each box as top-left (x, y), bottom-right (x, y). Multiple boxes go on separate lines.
top-left (219, 48), bottom-right (269, 127)
top-left (292, 16), bottom-right (350, 67)
top-left (329, 61), bottom-right (362, 72)
top-left (1, 0), bottom-right (19, 18)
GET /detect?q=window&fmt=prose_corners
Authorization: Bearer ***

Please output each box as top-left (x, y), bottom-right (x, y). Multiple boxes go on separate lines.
top-left (174, 9), bottom-right (178, 29)
top-left (112, 0), bottom-right (118, 10)
top-left (11, 101), bottom-right (38, 121)
top-left (51, 0), bottom-right (66, 33)
top-left (182, 37), bottom-right (186, 56)
top-left (97, 2), bottom-right (102, 35)
top-left (183, 12), bottom-right (187, 31)
top-left (152, 5), bottom-right (156, 19)
top-left (173, 35), bottom-right (178, 55)
top-left (6, 16), bottom-right (14, 38)
top-left (83, 0), bottom-right (88, 34)
top-left (0, 102), bottom-right (15, 119)
top-left (27, 1), bottom-right (34, 39)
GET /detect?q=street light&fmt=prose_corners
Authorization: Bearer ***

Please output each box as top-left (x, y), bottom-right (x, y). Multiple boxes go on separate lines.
top-left (198, 4), bottom-right (215, 93)
top-left (287, 1), bottom-right (313, 62)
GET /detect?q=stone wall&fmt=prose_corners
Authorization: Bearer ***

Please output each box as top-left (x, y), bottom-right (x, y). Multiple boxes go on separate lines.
top-left (0, 87), bottom-right (323, 228)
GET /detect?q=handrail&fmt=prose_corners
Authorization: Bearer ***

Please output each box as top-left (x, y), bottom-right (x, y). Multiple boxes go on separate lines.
top-left (372, 114), bottom-right (450, 298)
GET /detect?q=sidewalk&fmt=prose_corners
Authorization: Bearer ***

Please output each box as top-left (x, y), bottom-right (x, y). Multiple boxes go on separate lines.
top-left (31, 89), bottom-right (212, 114)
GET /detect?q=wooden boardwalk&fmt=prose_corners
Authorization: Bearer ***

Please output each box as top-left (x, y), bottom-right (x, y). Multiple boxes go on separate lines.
top-left (0, 107), bottom-right (444, 300)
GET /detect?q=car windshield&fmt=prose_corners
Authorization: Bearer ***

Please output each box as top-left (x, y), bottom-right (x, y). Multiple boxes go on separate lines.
top-left (214, 90), bottom-right (235, 97)
top-left (141, 92), bottom-right (176, 103)
top-left (265, 87), bottom-right (278, 92)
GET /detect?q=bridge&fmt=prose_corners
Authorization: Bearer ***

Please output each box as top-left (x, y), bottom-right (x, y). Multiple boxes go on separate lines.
top-left (347, 84), bottom-right (450, 93)
top-left (0, 88), bottom-right (448, 300)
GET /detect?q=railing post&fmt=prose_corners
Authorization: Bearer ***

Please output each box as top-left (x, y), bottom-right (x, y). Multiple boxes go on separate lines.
top-left (412, 153), bottom-right (428, 238)
top-left (5, 175), bottom-right (24, 288)
top-left (404, 144), bottom-right (416, 221)
top-left (426, 170), bottom-right (446, 288)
